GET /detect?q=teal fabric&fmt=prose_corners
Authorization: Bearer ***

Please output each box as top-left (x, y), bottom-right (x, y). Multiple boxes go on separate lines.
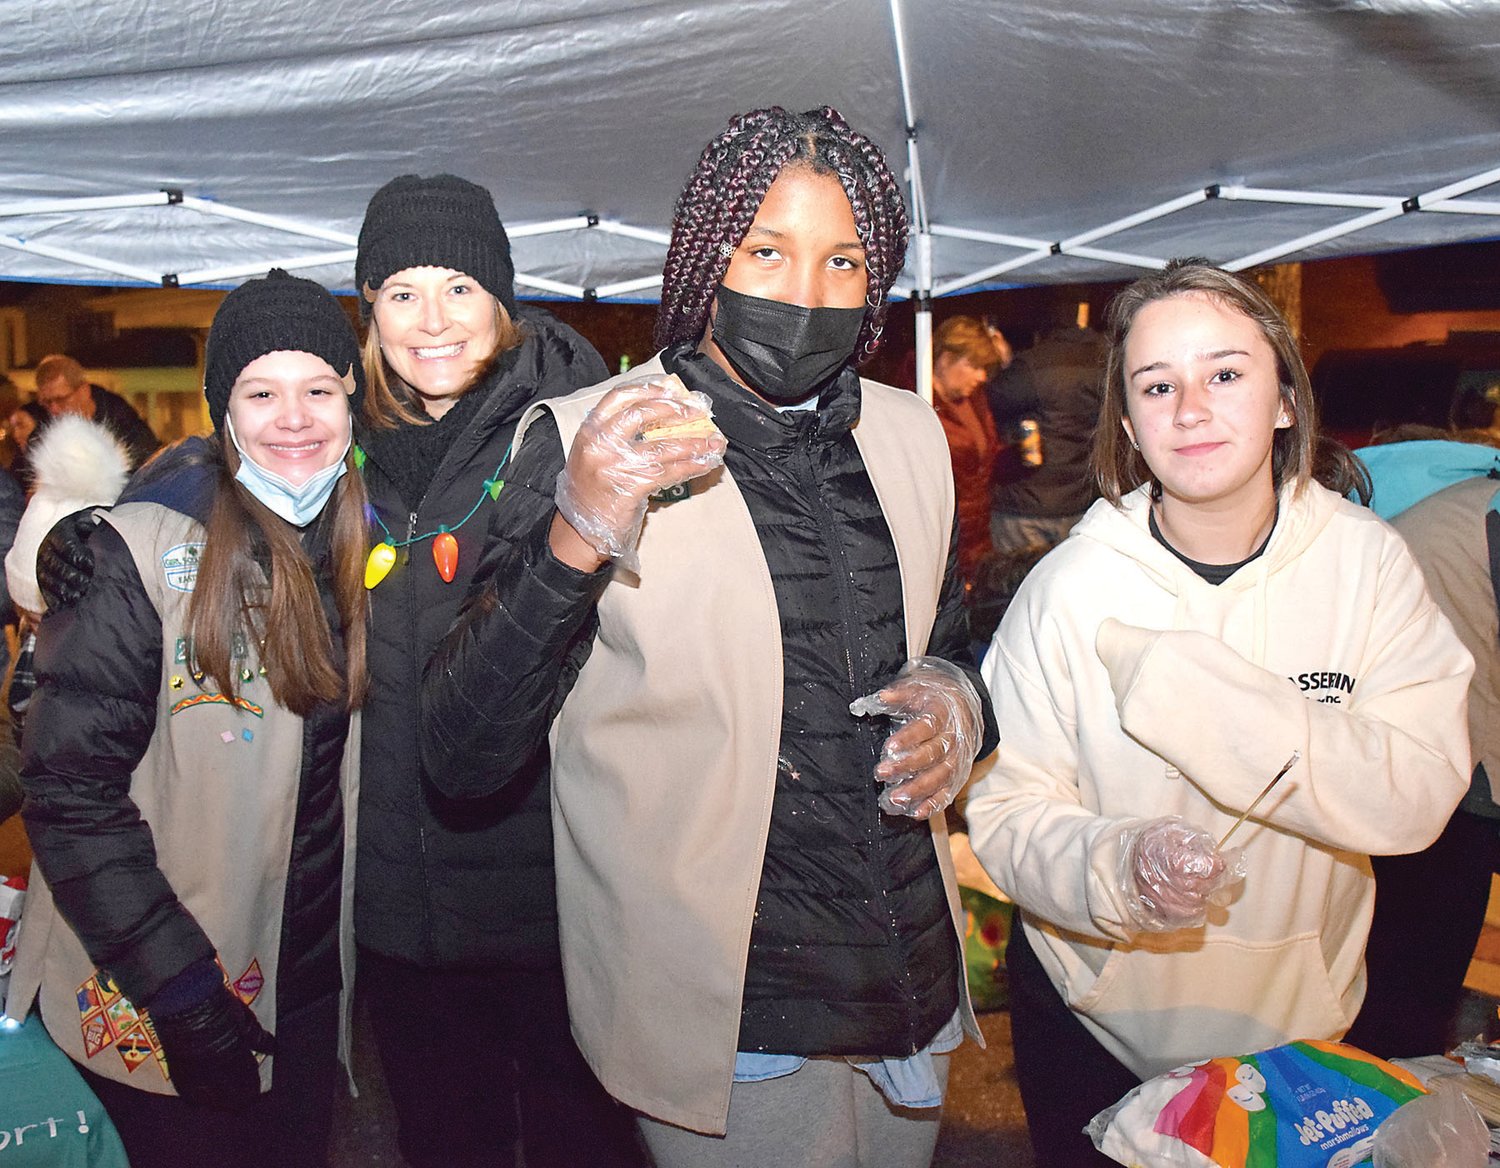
top-left (1352, 439), bottom-right (1500, 519)
top-left (0, 1013), bottom-right (128, 1166)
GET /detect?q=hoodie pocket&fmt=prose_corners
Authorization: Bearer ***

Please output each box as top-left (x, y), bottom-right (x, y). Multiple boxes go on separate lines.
top-left (1068, 930), bottom-right (1350, 1073)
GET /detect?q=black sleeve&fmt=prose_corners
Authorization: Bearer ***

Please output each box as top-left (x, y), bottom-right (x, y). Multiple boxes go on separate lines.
top-left (926, 505), bottom-right (1000, 760)
top-left (420, 413), bottom-right (611, 797)
top-left (19, 521), bottom-right (215, 1005)
top-left (985, 356), bottom-right (1040, 428)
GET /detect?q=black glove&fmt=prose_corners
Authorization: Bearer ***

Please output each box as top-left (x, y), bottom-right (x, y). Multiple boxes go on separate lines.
top-left (37, 509), bottom-right (101, 613)
top-left (151, 983), bottom-right (276, 1111)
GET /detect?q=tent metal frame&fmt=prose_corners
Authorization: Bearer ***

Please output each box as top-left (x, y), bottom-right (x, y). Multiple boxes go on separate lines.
top-left (1, 0), bottom-right (1498, 404)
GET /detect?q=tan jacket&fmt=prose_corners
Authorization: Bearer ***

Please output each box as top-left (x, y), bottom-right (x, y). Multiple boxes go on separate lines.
top-left (523, 358), bottom-right (980, 1133)
top-left (7, 502), bottom-right (361, 1094)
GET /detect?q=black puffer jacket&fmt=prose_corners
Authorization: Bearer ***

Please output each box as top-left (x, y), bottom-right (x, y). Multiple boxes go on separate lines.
top-left (988, 325), bottom-right (1108, 518)
top-left (355, 306), bottom-right (606, 970)
top-left (21, 439), bottom-right (349, 1017)
top-left (424, 345), bottom-right (999, 1055)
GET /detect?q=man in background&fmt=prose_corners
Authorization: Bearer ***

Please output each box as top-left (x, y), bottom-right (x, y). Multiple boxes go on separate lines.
top-left (986, 302), bottom-right (1106, 553)
top-left (32, 355), bottom-right (159, 471)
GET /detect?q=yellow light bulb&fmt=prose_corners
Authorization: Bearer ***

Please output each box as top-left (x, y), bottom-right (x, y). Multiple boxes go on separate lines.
top-left (364, 542), bottom-right (397, 589)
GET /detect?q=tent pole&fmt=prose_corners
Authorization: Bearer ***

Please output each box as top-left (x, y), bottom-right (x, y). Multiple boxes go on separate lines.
top-left (888, 0), bottom-right (932, 404)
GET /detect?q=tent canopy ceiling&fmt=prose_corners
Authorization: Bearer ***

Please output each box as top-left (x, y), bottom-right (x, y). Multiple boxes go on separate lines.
top-left (5, 0), bottom-right (1500, 299)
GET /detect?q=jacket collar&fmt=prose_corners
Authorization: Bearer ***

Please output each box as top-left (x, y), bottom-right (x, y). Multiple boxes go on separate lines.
top-left (664, 341), bottom-right (862, 454)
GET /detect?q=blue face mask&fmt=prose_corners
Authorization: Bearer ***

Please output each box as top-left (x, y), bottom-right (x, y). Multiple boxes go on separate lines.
top-left (227, 416), bottom-right (352, 527)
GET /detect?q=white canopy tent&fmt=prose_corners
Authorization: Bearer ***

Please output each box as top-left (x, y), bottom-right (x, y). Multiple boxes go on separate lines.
top-left (6, 0), bottom-right (1500, 394)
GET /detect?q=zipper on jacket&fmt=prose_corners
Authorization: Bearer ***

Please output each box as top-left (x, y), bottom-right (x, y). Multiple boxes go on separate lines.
top-left (404, 512), bottom-right (418, 565)
top-left (790, 422), bottom-right (922, 1051)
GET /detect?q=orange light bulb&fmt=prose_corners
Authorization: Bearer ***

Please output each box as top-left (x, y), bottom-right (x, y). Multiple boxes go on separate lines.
top-left (433, 532), bottom-right (459, 583)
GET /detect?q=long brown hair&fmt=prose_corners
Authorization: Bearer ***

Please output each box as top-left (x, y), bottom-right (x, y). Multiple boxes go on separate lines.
top-left (1091, 259), bottom-right (1365, 505)
top-left (186, 434), bottom-right (369, 716)
top-left (360, 297), bottom-right (525, 429)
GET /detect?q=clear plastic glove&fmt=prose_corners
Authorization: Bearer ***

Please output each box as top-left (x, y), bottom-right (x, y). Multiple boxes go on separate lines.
top-left (1373, 1086), bottom-right (1488, 1167)
top-left (554, 374), bottom-right (727, 566)
top-left (1116, 816), bottom-right (1245, 933)
top-left (850, 657), bottom-right (984, 820)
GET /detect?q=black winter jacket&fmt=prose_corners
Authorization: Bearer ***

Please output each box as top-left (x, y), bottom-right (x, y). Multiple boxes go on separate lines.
top-left (355, 306), bottom-right (606, 970)
top-left (423, 345), bottom-right (999, 1055)
top-left (20, 438), bottom-right (349, 1018)
top-left (987, 325), bottom-right (1108, 518)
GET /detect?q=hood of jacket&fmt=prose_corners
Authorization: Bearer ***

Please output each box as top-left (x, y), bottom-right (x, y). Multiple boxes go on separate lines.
top-left (1067, 480), bottom-right (1343, 666)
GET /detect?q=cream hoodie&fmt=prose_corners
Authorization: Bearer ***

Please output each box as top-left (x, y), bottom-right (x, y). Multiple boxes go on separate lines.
top-left (968, 480), bottom-right (1473, 1078)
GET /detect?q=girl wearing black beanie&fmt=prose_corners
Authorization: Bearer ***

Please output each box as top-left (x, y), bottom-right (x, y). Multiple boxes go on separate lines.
top-left (12, 270), bottom-right (370, 1167)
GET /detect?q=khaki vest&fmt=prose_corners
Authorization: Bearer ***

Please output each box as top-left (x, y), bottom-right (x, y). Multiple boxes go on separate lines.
top-left (522, 357), bottom-right (979, 1134)
top-left (7, 502), bottom-right (361, 1094)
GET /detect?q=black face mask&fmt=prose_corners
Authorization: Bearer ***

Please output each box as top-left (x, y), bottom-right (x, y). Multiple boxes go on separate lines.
top-left (710, 285), bottom-right (865, 405)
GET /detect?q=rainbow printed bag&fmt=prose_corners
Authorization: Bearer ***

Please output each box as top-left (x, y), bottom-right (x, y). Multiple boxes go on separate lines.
top-left (1087, 1040), bottom-right (1426, 1167)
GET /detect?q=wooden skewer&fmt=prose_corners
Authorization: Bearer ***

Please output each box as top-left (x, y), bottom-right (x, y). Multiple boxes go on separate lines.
top-left (1217, 750), bottom-right (1301, 849)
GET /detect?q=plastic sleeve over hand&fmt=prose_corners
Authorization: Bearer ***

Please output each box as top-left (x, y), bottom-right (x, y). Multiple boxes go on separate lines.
top-left (1094, 599), bottom-right (1472, 855)
top-left (553, 374), bottom-right (726, 567)
top-left (1110, 816), bottom-right (1245, 933)
top-left (850, 655), bottom-right (985, 819)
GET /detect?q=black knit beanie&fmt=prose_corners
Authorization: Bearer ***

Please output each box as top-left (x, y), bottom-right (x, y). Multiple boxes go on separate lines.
top-left (355, 173), bottom-right (517, 320)
top-left (204, 269), bottom-right (365, 432)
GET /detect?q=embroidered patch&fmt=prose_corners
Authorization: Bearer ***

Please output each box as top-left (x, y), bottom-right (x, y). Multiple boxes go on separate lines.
top-left (81, 1013), bottom-right (112, 1059)
top-left (174, 632), bottom-right (249, 665)
top-left (104, 996), bottom-right (139, 1032)
top-left (160, 543), bottom-right (205, 592)
top-left (169, 693), bottom-right (265, 718)
top-left (76, 981), bottom-right (102, 1016)
top-left (115, 1026), bottom-right (156, 1072)
top-left (77, 957), bottom-right (265, 1077)
top-left (233, 959), bottom-right (264, 1003)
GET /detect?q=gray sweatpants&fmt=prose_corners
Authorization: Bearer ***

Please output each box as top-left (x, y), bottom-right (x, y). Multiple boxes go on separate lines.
top-left (637, 1054), bottom-right (950, 1168)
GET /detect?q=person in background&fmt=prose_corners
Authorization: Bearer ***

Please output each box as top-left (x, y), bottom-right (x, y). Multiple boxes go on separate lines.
top-left (422, 106), bottom-right (998, 1167)
top-left (967, 259), bottom-right (1473, 1167)
top-left (32, 355), bottom-right (160, 472)
top-left (3, 415), bottom-right (129, 743)
top-left (931, 316), bottom-right (1005, 586)
top-left (987, 301), bottom-right (1107, 553)
top-left (7, 271), bottom-right (369, 1167)
top-left (8, 400), bottom-right (51, 492)
top-left (0, 373), bottom-right (22, 472)
top-left (351, 173), bottom-right (638, 1168)
top-left (1341, 428), bottom-right (1500, 1057)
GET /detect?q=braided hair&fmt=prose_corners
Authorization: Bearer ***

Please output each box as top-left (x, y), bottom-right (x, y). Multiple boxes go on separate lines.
top-left (654, 106), bottom-right (909, 361)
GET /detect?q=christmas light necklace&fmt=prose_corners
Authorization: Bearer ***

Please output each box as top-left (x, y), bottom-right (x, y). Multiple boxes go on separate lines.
top-left (358, 442), bottom-right (512, 589)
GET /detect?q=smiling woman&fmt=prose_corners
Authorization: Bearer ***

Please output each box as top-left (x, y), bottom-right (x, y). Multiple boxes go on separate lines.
top-left (365, 266), bottom-right (507, 419)
top-left (342, 173), bottom-right (633, 1168)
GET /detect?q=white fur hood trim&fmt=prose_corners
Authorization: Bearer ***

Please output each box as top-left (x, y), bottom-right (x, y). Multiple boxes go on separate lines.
top-left (6, 415), bottom-right (131, 616)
